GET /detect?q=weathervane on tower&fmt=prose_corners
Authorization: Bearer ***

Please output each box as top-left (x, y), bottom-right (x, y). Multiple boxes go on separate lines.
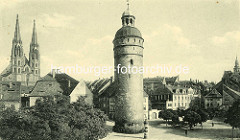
top-left (127, 0), bottom-right (130, 10)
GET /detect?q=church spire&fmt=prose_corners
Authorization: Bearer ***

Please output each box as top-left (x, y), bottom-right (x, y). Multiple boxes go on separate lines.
top-left (234, 56), bottom-right (240, 73)
top-left (31, 20), bottom-right (37, 45)
top-left (13, 14), bottom-right (22, 43)
top-left (235, 56), bottom-right (239, 66)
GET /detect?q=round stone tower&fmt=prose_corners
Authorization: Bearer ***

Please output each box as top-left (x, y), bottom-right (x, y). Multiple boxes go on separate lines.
top-left (113, 5), bottom-right (144, 133)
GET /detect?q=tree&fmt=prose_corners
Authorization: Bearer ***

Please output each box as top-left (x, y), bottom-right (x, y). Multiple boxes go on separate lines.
top-left (159, 110), bottom-right (174, 126)
top-left (183, 110), bottom-right (201, 129)
top-left (0, 95), bottom-right (109, 140)
top-left (225, 99), bottom-right (240, 138)
top-left (189, 98), bottom-right (209, 125)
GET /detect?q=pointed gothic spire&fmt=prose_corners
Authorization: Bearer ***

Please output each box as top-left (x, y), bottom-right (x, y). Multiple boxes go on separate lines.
top-left (13, 14), bottom-right (21, 43)
top-left (235, 56), bottom-right (239, 66)
top-left (31, 20), bottom-right (38, 45)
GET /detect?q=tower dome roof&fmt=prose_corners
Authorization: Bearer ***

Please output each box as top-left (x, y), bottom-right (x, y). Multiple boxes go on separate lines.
top-left (122, 9), bottom-right (133, 17)
top-left (114, 26), bottom-right (142, 40)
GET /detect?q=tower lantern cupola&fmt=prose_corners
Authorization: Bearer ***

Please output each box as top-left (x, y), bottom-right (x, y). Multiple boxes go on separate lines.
top-left (121, 2), bottom-right (135, 27)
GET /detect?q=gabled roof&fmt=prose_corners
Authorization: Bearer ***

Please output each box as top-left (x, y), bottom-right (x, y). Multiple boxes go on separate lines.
top-left (71, 79), bottom-right (92, 97)
top-left (205, 88), bottom-right (222, 98)
top-left (30, 72), bottom-right (79, 97)
top-left (143, 91), bottom-right (148, 97)
top-left (89, 78), bottom-right (111, 94)
top-left (99, 82), bottom-right (118, 98)
top-left (24, 56), bottom-right (29, 66)
top-left (21, 85), bottom-right (34, 94)
top-left (0, 64), bottom-right (12, 77)
top-left (151, 82), bottom-right (173, 95)
top-left (143, 76), bottom-right (179, 85)
top-left (223, 85), bottom-right (240, 99)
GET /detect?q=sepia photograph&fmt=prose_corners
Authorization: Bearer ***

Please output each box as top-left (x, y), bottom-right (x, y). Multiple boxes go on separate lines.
top-left (0, 0), bottom-right (240, 139)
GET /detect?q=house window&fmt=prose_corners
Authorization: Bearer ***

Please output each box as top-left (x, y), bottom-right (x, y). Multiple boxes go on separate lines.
top-left (25, 67), bottom-right (29, 72)
top-left (18, 68), bottom-right (21, 74)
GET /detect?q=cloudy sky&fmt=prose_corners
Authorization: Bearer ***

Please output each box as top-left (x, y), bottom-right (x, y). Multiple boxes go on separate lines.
top-left (0, 0), bottom-right (239, 82)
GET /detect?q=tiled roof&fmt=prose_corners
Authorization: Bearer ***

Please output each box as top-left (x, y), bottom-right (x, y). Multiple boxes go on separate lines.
top-left (21, 85), bottom-right (34, 94)
top-left (149, 82), bottom-right (173, 96)
top-left (89, 78), bottom-right (111, 94)
top-left (0, 81), bottom-right (21, 101)
top-left (0, 64), bottom-right (12, 77)
top-left (144, 76), bottom-right (179, 85)
top-left (30, 72), bottom-right (79, 97)
top-left (205, 89), bottom-right (222, 98)
top-left (99, 82), bottom-right (118, 97)
top-left (223, 85), bottom-right (240, 99)
top-left (143, 91), bottom-right (148, 97)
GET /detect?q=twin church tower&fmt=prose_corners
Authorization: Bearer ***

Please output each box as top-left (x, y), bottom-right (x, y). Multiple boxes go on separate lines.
top-left (0, 15), bottom-right (40, 86)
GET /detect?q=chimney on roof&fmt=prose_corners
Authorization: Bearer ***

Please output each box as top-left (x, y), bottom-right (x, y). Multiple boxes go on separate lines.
top-left (68, 80), bottom-right (71, 88)
top-left (9, 82), bottom-right (13, 88)
top-left (110, 76), bottom-right (113, 83)
top-left (52, 69), bottom-right (56, 78)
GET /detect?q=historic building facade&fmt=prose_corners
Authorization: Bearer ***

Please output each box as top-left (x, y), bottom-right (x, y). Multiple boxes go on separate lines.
top-left (203, 57), bottom-right (240, 110)
top-left (0, 15), bottom-right (41, 110)
top-left (0, 15), bottom-right (40, 86)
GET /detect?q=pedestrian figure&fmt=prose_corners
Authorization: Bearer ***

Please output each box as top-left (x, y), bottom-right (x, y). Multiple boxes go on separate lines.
top-left (143, 119), bottom-right (148, 139)
top-left (212, 122), bottom-right (214, 127)
top-left (185, 129), bottom-right (188, 136)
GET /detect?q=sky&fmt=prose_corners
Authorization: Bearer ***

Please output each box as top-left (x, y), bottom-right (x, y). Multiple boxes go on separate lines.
top-left (0, 0), bottom-right (240, 83)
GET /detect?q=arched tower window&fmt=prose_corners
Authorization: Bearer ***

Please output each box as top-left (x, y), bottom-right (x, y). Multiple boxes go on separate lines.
top-left (18, 68), bottom-right (21, 74)
top-left (130, 19), bottom-right (132, 24)
top-left (126, 19), bottom-right (129, 25)
top-left (18, 61), bottom-right (20, 66)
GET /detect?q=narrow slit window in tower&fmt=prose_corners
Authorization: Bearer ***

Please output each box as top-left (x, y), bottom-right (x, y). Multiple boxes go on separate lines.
top-left (130, 59), bottom-right (133, 65)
